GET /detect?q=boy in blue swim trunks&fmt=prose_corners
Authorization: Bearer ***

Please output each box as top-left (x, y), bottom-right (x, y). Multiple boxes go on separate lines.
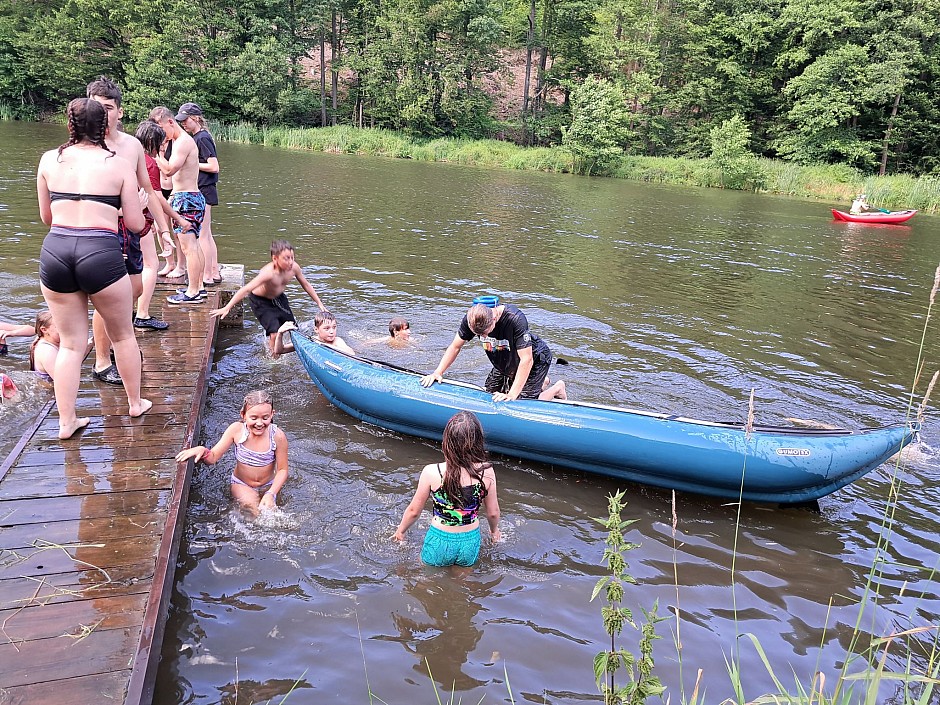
top-left (149, 105), bottom-right (206, 305)
top-left (211, 239), bottom-right (327, 357)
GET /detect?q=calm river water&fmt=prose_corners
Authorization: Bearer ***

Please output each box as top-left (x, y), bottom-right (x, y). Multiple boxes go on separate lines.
top-left (1, 120), bottom-right (939, 703)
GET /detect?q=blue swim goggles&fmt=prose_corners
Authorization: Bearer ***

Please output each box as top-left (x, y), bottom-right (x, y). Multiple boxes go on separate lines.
top-left (472, 295), bottom-right (499, 308)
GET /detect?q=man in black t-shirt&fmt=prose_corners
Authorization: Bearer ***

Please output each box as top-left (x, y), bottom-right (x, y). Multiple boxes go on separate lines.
top-left (421, 302), bottom-right (554, 401)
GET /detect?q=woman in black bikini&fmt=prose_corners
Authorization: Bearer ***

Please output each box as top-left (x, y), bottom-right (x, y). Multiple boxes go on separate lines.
top-left (37, 97), bottom-right (152, 438)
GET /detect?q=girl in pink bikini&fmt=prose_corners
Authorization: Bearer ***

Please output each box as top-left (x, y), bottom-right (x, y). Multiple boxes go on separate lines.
top-left (176, 390), bottom-right (289, 515)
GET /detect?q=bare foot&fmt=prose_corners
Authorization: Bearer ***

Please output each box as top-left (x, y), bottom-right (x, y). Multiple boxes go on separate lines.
top-left (58, 417), bottom-right (90, 439)
top-left (157, 263), bottom-right (174, 276)
top-left (165, 268), bottom-right (186, 278)
top-left (129, 398), bottom-right (153, 418)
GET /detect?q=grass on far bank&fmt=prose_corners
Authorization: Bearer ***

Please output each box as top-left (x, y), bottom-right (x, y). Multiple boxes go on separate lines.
top-left (214, 122), bottom-right (940, 214)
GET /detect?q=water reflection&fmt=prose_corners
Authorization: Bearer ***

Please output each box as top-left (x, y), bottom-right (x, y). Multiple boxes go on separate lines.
top-left (390, 569), bottom-right (501, 690)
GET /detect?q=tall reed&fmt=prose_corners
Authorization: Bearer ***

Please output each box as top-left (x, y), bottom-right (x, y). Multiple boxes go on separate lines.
top-left (702, 267), bottom-right (940, 704)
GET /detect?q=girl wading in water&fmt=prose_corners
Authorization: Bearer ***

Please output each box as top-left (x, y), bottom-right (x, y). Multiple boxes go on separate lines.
top-left (393, 411), bottom-right (501, 567)
top-left (176, 390), bottom-right (289, 516)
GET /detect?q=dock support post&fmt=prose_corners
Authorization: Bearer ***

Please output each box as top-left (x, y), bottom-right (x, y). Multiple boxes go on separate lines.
top-left (217, 263), bottom-right (245, 327)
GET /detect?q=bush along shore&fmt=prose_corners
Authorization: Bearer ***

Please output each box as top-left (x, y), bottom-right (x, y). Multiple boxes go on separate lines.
top-left (214, 122), bottom-right (940, 215)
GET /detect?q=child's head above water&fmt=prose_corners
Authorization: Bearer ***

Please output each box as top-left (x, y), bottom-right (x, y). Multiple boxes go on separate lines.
top-left (314, 311), bottom-right (339, 342)
top-left (34, 310), bottom-right (56, 340)
top-left (389, 317), bottom-right (410, 340)
top-left (270, 239), bottom-right (293, 258)
top-left (240, 389), bottom-right (274, 419)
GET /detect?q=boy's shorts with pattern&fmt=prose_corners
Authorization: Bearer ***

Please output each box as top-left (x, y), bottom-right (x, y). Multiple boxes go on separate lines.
top-left (169, 190), bottom-right (207, 238)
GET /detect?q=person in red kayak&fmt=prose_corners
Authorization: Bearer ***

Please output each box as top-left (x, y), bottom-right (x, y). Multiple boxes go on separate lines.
top-left (850, 194), bottom-right (873, 215)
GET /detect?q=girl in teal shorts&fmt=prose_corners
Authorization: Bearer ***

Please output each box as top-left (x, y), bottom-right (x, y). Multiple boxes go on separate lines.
top-left (393, 411), bottom-right (501, 566)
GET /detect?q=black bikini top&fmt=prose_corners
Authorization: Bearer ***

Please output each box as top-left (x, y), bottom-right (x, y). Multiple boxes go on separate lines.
top-left (49, 191), bottom-right (121, 209)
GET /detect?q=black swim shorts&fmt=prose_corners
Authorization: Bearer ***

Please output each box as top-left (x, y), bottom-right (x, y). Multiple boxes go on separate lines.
top-left (118, 217), bottom-right (144, 275)
top-left (484, 349), bottom-right (552, 400)
top-left (200, 183), bottom-right (219, 207)
top-left (39, 226), bottom-right (127, 295)
top-left (248, 293), bottom-right (296, 335)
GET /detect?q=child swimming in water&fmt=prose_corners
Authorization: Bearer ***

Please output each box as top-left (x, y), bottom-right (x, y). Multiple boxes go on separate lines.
top-left (175, 390), bottom-right (289, 516)
top-left (29, 310), bottom-right (59, 382)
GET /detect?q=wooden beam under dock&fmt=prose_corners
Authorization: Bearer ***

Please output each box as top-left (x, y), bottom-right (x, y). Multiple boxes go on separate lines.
top-left (0, 282), bottom-right (221, 705)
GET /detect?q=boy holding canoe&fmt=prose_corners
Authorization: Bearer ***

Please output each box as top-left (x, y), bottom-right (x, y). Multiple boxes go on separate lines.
top-left (211, 239), bottom-right (327, 357)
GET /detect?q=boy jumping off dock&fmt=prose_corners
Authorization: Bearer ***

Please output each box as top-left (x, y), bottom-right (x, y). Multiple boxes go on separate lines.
top-left (211, 239), bottom-right (327, 357)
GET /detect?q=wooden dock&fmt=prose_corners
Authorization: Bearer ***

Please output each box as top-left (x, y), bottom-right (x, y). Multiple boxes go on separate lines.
top-left (0, 283), bottom-right (220, 705)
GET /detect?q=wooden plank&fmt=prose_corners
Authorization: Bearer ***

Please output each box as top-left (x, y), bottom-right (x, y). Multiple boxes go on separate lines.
top-left (38, 414), bottom-right (184, 431)
top-left (27, 429), bottom-right (188, 453)
top-left (0, 592), bottom-right (147, 643)
top-left (15, 446), bottom-right (180, 466)
top-left (0, 670), bottom-right (131, 705)
top-left (0, 466), bottom-right (176, 502)
top-left (0, 561), bottom-right (153, 610)
top-left (0, 513), bottom-right (166, 550)
top-left (0, 534), bottom-right (162, 580)
top-left (0, 490), bottom-right (171, 527)
top-left (0, 626), bottom-right (141, 687)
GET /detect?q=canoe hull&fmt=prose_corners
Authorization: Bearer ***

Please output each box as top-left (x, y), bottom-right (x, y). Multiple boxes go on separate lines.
top-left (832, 209), bottom-right (917, 224)
top-left (293, 334), bottom-right (916, 504)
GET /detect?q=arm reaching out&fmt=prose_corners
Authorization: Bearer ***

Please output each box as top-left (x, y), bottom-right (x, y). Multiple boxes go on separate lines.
top-left (211, 271), bottom-right (271, 319)
top-left (294, 265), bottom-right (327, 311)
top-left (420, 335), bottom-right (467, 387)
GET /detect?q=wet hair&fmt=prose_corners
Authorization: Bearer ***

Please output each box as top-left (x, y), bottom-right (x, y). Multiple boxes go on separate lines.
top-left (389, 317), bottom-right (409, 337)
top-left (466, 304), bottom-right (494, 336)
top-left (148, 106), bottom-right (174, 124)
top-left (135, 120), bottom-right (166, 156)
top-left (440, 411), bottom-right (490, 507)
top-left (86, 75), bottom-right (122, 107)
top-left (29, 310), bottom-right (54, 373)
top-left (314, 310), bottom-right (337, 330)
top-left (240, 389), bottom-right (273, 416)
top-left (271, 239), bottom-right (293, 257)
top-left (58, 98), bottom-right (113, 158)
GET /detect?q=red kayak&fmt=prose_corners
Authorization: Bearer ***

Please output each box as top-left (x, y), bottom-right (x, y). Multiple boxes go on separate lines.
top-left (832, 209), bottom-right (917, 224)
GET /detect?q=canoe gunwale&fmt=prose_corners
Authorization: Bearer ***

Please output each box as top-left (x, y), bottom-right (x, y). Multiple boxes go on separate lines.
top-left (302, 334), bottom-right (912, 439)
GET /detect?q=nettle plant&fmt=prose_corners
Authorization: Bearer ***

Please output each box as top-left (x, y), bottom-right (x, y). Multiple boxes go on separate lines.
top-left (592, 490), bottom-right (667, 705)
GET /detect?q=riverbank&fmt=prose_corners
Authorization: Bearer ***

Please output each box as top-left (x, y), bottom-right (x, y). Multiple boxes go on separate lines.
top-left (215, 122), bottom-right (940, 214)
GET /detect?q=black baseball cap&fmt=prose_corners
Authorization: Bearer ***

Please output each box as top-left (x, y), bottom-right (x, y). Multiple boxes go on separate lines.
top-left (175, 102), bottom-right (203, 121)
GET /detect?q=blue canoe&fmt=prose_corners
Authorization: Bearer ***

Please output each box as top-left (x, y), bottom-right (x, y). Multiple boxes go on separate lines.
top-left (292, 332), bottom-right (918, 504)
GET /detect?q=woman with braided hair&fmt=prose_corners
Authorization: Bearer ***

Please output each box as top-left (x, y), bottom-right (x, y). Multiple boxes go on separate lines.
top-left (37, 97), bottom-right (152, 438)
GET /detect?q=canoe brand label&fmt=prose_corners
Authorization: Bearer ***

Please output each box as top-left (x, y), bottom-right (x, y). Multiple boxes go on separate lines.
top-left (776, 448), bottom-right (811, 457)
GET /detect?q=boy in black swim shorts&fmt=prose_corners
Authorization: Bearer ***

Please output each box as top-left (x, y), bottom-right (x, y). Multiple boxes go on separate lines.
top-left (210, 239), bottom-right (327, 358)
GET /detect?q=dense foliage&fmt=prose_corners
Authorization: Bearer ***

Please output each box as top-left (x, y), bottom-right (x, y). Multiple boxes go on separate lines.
top-left (2, 0), bottom-right (940, 175)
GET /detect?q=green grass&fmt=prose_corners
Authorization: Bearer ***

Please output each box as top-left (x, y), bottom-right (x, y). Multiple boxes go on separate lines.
top-left (211, 121), bottom-right (940, 213)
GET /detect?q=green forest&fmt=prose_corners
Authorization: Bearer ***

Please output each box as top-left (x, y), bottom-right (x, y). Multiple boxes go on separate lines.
top-left (2, 0), bottom-right (940, 178)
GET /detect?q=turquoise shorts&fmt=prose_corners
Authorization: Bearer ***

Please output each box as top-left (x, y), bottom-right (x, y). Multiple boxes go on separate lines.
top-left (420, 524), bottom-right (481, 567)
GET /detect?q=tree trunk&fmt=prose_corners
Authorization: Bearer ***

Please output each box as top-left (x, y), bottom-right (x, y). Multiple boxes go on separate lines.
top-left (522, 0), bottom-right (535, 117)
top-left (331, 11), bottom-right (339, 126)
top-left (880, 92), bottom-right (902, 176)
top-left (288, 0), bottom-right (298, 87)
top-left (320, 26), bottom-right (327, 127)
